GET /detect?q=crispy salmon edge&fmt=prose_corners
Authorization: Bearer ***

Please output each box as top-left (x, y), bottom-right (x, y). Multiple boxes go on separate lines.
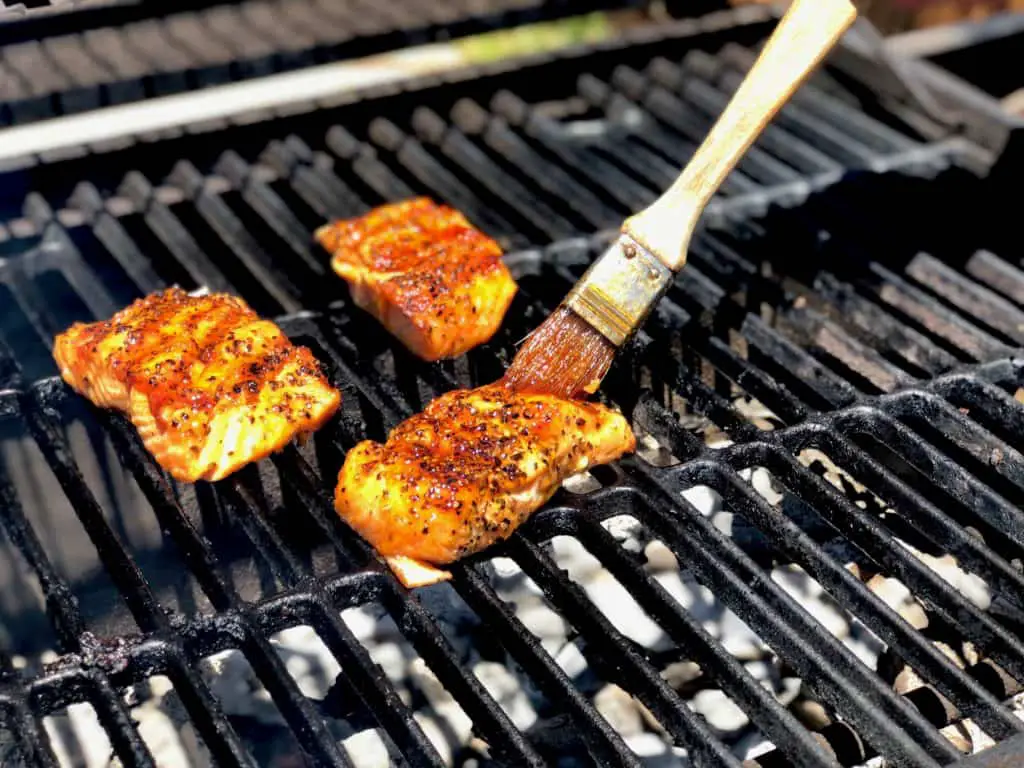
top-left (386, 556), bottom-right (454, 589)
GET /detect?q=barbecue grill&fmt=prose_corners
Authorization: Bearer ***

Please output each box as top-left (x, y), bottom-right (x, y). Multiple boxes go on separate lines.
top-left (2, 2), bottom-right (1024, 766)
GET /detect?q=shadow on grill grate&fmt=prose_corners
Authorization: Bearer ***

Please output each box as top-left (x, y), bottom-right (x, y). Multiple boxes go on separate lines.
top-left (1, 143), bottom-right (1024, 765)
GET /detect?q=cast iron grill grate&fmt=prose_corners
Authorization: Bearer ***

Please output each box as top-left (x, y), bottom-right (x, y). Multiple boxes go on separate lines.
top-left (0, 11), bottom-right (985, 245)
top-left (0, 0), bottom-right (653, 126)
top-left (0, 154), bottom-right (1024, 766)
top-left (0, 9), bottom-right (1021, 764)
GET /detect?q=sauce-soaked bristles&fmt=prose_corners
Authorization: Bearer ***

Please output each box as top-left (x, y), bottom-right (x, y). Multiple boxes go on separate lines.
top-left (501, 307), bottom-right (617, 400)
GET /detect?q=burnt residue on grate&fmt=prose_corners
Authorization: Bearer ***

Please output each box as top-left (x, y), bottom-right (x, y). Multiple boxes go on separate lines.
top-left (0, 159), bottom-right (1023, 766)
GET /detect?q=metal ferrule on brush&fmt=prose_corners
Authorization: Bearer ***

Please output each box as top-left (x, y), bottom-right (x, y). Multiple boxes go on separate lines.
top-left (564, 236), bottom-right (674, 348)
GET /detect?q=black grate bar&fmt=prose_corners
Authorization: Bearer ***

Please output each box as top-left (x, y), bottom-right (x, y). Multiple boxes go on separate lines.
top-left (632, 392), bottom-right (706, 461)
top-left (647, 51), bottom-right (846, 179)
top-left (454, 564), bottom-right (645, 767)
top-left (452, 96), bottom-right (651, 217)
top-left (393, 111), bottom-right (579, 241)
top-left (69, 183), bottom-right (167, 296)
top-left (883, 391), bottom-right (1024, 559)
top-left (907, 253), bottom-right (1024, 347)
top-left (217, 474), bottom-right (309, 588)
top-left (623, 467), bottom-right (960, 767)
top-left (270, 449), bottom-right (367, 568)
top-left (934, 372), bottom-right (1024, 458)
top-left (242, 628), bottom-right (358, 768)
top-left (56, 669), bottom-right (158, 768)
top-left (22, 204), bottom-right (121, 322)
top-left (692, 460), bottom-right (1024, 741)
top-left (715, 44), bottom-right (920, 157)
top-left (597, 70), bottom-right (761, 195)
top-left (721, 70), bottom-right (887, 169)
top-left (759, 434), bottom-right (1024, 685)
top-left (810, 272), bottom-right (960, 377)
top-left (162, 644), bottom-right (258, 768)
top-left (613, 65), bottom-right (807, 188)
top-left (826, 406), bottom-right (1024, 603)
top-left (0, 450), bottom-right (85, 649)
top-left (117, 172), bottom-right (236, 296)
top-left (300, 593), bottom-right (448, 768)
top-left (448, 99), bottom-right (638, 223)
top-left (741, 315), bottom-right (861, 407)
top-left (259, 139), bottom-right (365, 222)
top-left (507, 532), bottom-right (745, 768)
top-left (23, 385), bottom-right (170, 633)
top-left (569, 511), bottom-right (839, 768)
top-left (966, 250), bottom-right (1024, 307)
top-left (488, 90), bottom-right (663, 210)
top-left (2, 266), bottom-right (76, 347)
top-left (324, 126), bottom-right (419, 208)
top-left (779, 263), bottom-right (1008, 368)
top-left (0, 337), bottom-right (23, 392)
top-left (374, 580), bottom-right (550, 767)
top-left (166, 160), bottom-right (307, 315)
top-left (213, 152), bottom-right (330, 277)
top-left (785, 310), bottom-right (915, 394)
top-left (1, 695), bottom-right (60, 767)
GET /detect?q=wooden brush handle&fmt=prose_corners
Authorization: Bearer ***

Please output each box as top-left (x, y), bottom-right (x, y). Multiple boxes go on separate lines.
top-left (623, 0), bottom-right (858, 272)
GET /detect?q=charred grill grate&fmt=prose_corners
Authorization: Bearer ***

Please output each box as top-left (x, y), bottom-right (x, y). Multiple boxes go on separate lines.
top-left (1, 154), bottom-right (1024, 766)
top-left (0, 10), bottom-right (1023, 767)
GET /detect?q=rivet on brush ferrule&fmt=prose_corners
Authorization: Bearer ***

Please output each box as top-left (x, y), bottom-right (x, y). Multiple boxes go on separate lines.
top-left (564, 237), bottom-right (674, 348)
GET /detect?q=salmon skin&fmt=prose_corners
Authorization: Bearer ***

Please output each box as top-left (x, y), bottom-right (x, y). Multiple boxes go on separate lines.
top-left (334, 382), bottom-right (636, 587)
top-left (53, 287), bottom-right (342, 483)
top-left (316, 198), bottom-right (517, 361)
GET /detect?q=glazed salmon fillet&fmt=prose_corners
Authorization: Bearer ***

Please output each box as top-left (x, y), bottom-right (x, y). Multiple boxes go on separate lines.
top-left (53, 288), bottom-right (341, 483)
top-left (315, 198), bottom-right (517, 361)
top-left (335, 383), bottom-right (635, 587)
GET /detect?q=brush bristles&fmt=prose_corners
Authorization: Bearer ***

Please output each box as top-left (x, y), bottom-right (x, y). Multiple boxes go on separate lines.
top-left (502, 307), bottom-right (617, 399)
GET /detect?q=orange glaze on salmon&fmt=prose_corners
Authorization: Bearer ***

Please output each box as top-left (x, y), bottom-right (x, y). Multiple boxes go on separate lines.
top-left (334, 383), bottom-right (636, 587)
top-left (315, 198), bottom-right (517, 361)
top-left (53, 288), bottom-right (341, 483)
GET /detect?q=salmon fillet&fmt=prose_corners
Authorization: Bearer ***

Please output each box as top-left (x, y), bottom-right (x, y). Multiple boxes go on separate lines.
top-left (53, 288), bottom-right (342, 483)
top-left (315, 198), bottom-right (517, 361)
top-left (335, 383), bottom-right (636, 587)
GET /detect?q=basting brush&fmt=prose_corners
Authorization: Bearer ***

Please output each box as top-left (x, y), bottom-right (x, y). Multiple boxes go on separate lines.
top-left (503, 0), bottom-right (858, 399)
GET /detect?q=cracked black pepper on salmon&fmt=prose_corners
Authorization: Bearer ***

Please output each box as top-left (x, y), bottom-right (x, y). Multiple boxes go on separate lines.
top-left (334, 383), bottom-right (636, 587)
top-left (53, 287), bottom-right (341, 483)
top-left (315, 198), bottom-right (517, 361)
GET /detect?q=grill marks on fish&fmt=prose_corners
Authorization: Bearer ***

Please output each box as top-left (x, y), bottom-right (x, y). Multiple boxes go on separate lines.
top-left (53, 287), bottom-right (342, 483)
top-left (334, 383), bottom-right (636, 587)
top-left (316, 198), bottom-right (517, 361)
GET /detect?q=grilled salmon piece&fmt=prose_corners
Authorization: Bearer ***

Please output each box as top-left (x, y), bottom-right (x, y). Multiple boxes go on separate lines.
top-left (315, 198), bottom-right (517, 361)
top-left (53, 288), bottom-right (341, 483)
top-left (334, 383), bottom-right (635, 587)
